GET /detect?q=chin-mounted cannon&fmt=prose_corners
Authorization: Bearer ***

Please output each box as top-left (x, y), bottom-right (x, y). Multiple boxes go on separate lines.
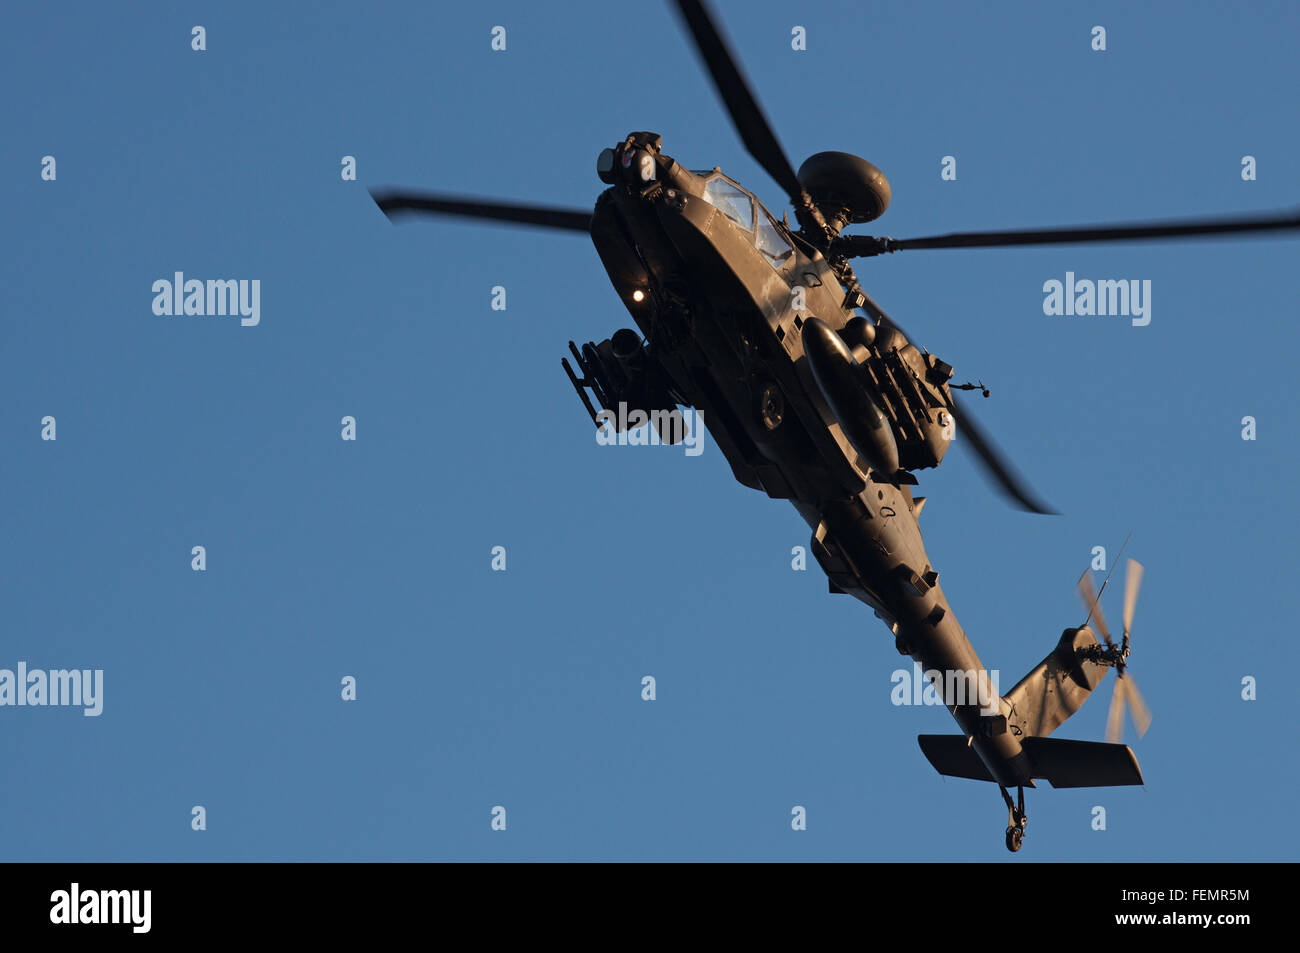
top-left (562, 329), bottom-right (684, 444)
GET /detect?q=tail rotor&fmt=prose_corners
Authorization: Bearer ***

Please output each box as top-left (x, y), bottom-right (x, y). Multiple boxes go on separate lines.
top-left (1077, 558), bottom-right (1151, 743)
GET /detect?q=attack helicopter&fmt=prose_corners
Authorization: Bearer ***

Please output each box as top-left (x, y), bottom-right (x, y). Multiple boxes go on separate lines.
top-left (369, 0), bottom-right (1300, 851)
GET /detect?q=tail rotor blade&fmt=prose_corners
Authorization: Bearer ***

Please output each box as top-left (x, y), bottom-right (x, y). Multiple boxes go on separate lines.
top-left (1105, 679), bottom-right (1125, 743)
top-left (1077, 571), bottom-right (1113, 646)
top-left (1123, 559), bottom-right (1144, 637)
top-left (1124, 675), bottom-right (1152, 739)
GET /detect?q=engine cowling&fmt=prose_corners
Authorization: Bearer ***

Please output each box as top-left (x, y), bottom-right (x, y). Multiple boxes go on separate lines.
top-left (801, 317), bottom-right (899, 474)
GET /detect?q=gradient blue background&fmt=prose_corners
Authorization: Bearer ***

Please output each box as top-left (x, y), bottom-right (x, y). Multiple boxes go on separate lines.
top-left (2, 0), bottom-right (1297, 861)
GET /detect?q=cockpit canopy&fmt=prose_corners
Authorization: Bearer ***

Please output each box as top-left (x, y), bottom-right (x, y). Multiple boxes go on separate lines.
top-left (696, 173), bottom-right (793, 268)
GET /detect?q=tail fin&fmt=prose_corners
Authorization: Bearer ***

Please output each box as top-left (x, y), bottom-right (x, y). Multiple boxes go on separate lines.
top-left (1003, 627), bottom-right (1108, 737)
top-left (918, 735), bottom-right (1144, 787)
top-left (916, 626), bottom-right (1145, 789)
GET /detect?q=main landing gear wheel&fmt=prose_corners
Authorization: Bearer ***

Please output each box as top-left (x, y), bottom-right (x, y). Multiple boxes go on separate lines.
top-left (999, 784), bottom-right (1028, 853)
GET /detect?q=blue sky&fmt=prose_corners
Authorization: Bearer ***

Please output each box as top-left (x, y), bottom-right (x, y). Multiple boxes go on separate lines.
top-left (1, 0), bottom-right (1297, 861)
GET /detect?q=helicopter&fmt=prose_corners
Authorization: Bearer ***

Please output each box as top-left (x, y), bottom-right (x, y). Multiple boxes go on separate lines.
top-left (368, 0), bottom-right (1300, 852)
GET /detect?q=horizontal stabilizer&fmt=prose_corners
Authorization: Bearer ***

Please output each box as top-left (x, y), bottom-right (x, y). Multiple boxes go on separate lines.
top-left (918, 735), bottom-right (995, 782)
top-left (917, 735), bottom-right (1144, 788)
top-left (1021, 737), bottom-right (1144, 788)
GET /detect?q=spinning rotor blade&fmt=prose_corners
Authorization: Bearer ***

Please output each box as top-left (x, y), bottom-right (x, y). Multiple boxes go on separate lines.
top-left (1089, 555), bottom-right (1151, 744)
top-left (671, 0), bottom-right (805, 202)
top-left (370, 190), bottom-right (593, 232)
top-left (1123, 676), bottom-right (1154, 738)
top-left (833, 207), bottom-right (1300, 257)
top-left (1077, 571), bottom-right (1114, 646)
top-left (861, 293), bottom-right (1053, 515)
top-left (948, 395), bottom-right (1056, 515)
top-left (1123, 559), bottom-right (1144, 637)
top-left (1106, 676), bottom-right (1153, 744)
top-left (1105, 679), bottom-right (1126, 744)
top-left (1124, 675), bottom-right (1152, 739)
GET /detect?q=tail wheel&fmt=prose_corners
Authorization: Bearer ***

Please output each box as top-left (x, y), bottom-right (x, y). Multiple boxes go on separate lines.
top-left (1001, 785), bottom-right (1028, 853)
top-left (1006, 826), bottom-right (1024, 852)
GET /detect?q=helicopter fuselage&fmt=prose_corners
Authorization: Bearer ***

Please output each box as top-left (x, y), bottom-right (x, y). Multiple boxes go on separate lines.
top-left (586, 136), bottom-right (1040, 788)
top-left (364, 0), bottom-right (1258, 847)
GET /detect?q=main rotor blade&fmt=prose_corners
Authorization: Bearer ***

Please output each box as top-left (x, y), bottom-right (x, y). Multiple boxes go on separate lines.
top-left (671, 0), bottom-right (804, 200)
top-left (1123, 559), bottom-right (1144, 637)
top-left (948, 395), bottom-right (1056, 515)
top-left (860, 293), bottom-right (1052, 514)
top-left (834, 207), bottom-right (1300, 257)
top-left (370, 190), bottom-right (592, 232)
top-left (1077, 571), bottom-right (1114, 646)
